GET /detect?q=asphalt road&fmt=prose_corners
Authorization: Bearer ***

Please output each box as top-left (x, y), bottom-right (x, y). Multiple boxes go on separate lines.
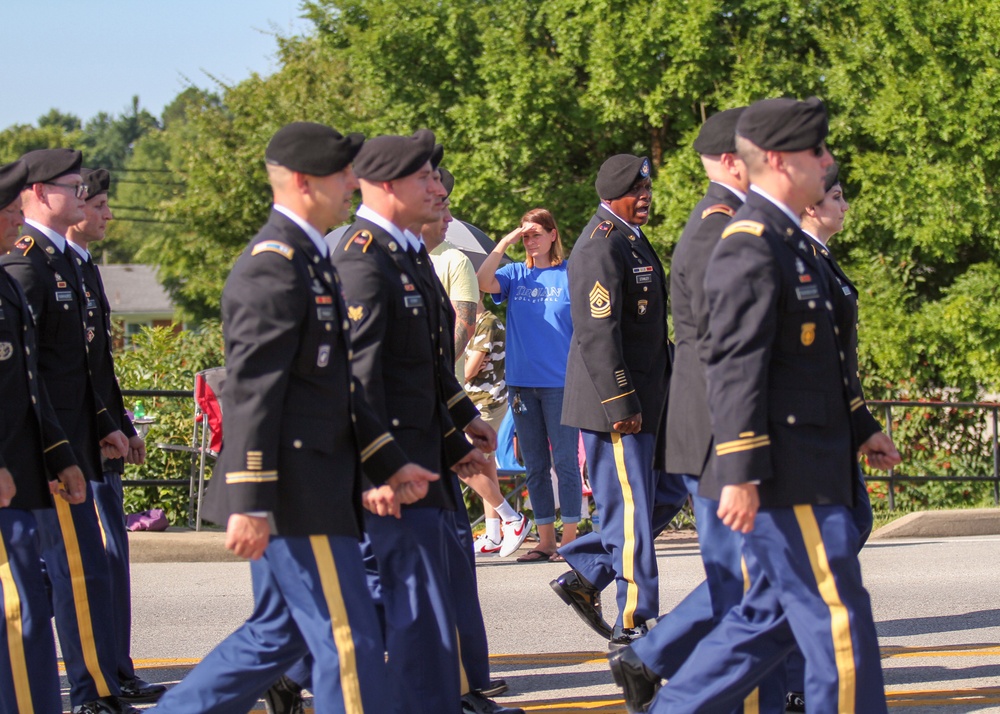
top-left (57, 534), bottom-right (1000, 712)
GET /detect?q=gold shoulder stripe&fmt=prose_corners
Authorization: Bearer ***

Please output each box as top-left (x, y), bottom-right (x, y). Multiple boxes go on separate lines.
top-left (849, 397), bottom-right (864, 412)
top-left (716, 434), bottom-right (771, 456)
top-left (721, 220), bottom-right (766, 240)
top-left (251, 241), bottom-right (295, 260)
top-left (343, 230), bottom-right (374, 253)
top-left (588, 220), bottom-right (614, 240)
top-left (361, 433), bottom-right (394, 462)
top-left (702, 204), bottom-right (736, 220)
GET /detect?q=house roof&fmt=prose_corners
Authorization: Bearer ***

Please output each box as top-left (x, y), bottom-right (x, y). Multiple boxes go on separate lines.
top-left (99, 264), bottom-right (175, 316)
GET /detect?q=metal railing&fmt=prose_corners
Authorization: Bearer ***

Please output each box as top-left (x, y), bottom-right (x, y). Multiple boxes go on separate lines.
top-left (867, 399), bottom-right (1000, 510)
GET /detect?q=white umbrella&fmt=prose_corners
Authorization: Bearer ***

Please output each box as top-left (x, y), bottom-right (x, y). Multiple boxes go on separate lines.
top-left (445, 219), bottom-right (510, 271)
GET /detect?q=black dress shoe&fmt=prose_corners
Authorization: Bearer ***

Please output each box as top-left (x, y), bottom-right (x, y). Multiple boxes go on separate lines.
top-left (461, 690), bottom-right (525, 714)
top-left (263, 675), bottom-right (305, 714)
top-left (72, 697), bottom-right (140, 714)
top-left (550, 570), bottom-right (613, 639)
top-left (785, 691), bottom-right (806, 712)
top-left (608, 647), bottom-right (661, 713)
top-left (476, 678), bottom-right (508, 697)
top-left (608, 622), bottom-right (649, 651)
top-left (118, 675), bottom-right (167, 703)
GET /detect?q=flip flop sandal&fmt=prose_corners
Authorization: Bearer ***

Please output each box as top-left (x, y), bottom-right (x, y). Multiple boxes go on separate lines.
top-left (516, 548), bottom-right (553, 563)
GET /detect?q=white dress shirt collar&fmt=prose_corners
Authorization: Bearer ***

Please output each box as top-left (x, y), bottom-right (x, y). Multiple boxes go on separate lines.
top-left (712, 181), bottom-right (747, 204)
top-left (355, 204), bottom-right (417, 250)
top-left (24, 218), bottom-right (68, 253)
top-left (599, 202), bottom-right (641, 236)
top-left (273, 204), bottom-right (328, 258)
top-left (750, 185), bottom-right (801, 228)
top-left (67, 240), bottom-right (90, 262)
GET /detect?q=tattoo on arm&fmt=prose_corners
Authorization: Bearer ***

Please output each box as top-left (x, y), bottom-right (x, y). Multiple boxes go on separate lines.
top-left (454, 301), bottom-right (476, 360)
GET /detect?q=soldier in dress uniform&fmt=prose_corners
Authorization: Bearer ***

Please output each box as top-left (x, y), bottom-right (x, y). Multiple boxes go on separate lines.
top-left (65, 167), bottom-right (165, 703)
top-left (0, 158), bottom-right (89, 714)
top-left (1, 148), bottom-right (136, 714)
top-left (652, 97), bottom-right (896, 714)
top-left (152, 122), bottom-right (438, 714)
top-left (609, 106), bottom-right (782, 713)
top-left (780, 160), bottom-right (901, 712)
top-left (332, 130), bottom-right (519, 714)
top-left (558, 155), bottom-right (687, 648)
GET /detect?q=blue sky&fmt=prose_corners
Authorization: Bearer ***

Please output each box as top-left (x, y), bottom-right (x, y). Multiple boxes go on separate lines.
top-left (3, 0), bottom-right (311, 129)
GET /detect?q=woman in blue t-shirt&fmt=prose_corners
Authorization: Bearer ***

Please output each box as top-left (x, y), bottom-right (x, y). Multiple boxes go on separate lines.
top-left (477, 208), bottom-right (582, 562)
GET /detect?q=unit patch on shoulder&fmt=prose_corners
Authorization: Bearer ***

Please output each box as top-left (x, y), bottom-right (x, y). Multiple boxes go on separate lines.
top-left (702, 204), bottom-right (736, 220)
top-left (251, 241), bottom-right (295, 260)
top-left (589, 281), bottom-right (611, 319)
top-left (721, 220), bottom-right (766, 240)
top-left (589, 220), bottom-right (614, 240)
top-left (13, 236), bottom-right (34, 254)
top-left (343, 230), bottom-right (373, 253)
top-left (0, 342), bottom-right (11, 360)
top-left (347, 304), bottom-right (366, 322)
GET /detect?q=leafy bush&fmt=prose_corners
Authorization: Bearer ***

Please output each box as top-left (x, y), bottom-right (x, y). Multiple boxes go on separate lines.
top-left (864, 389), bottom-right (999, 512)
top-left (114, 321), bottom-right (225, 525)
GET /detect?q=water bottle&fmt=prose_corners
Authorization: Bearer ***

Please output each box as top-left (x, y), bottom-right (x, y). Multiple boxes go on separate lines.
top-left (134, 401), bottom-right (146, 419)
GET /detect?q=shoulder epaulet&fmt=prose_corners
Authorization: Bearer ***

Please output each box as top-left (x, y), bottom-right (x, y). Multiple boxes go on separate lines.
top-left (13, 235), bottom-right (34, 255)
top-left (702, 204), bottom-right (736, 220)
top-left (251, 241), bottom-right (294, 260)
top-left (343, 230), bottom-right (373, 253)
top-left (588, 220), bottom-right (614, 240)
top-left (721, 220), bottom-right (766, 240)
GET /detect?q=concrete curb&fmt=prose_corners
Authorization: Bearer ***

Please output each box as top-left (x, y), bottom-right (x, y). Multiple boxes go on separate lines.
top-left (868, 508), bottom-right (1000, 539)
top-left (127, 510), bottom-right (1000, 562)
top-left (128, 527), bottom-right (239, 563)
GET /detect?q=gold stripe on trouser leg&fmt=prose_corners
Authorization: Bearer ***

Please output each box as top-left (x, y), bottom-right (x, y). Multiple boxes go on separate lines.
top-left (310, 536), bottom-right (365, 714)
top-left (0, 531), bottom-right (35, 714)
top-left (93, 500), bottom-right (107, 550)
top-left (740, 555), bottom-right (759, 713)
top-left (610, 433), bottom-right (639, 629)
top-left (793, 505), bottom-right (857, 712)
top-left (456, 627), bottom-right (470, 695)
top-left (53, 497), bottom-right (111, 696)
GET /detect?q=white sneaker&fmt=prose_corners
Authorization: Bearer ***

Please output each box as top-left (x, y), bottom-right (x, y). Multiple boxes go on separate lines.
top-left (473, 534), bottom-right (501, 555)
top-left (499, 513), bottom-right (532, 557)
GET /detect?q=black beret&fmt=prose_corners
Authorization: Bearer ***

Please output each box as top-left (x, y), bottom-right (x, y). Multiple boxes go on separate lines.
top-left (0, 160), bottom-right (28, 210)
top-left (595, 154), bottom-right (651, 201)
top-left (21, 148), bottom-right (83, 184)
top-left (439, 167), bottom-right (455, 196)
top-left (354, 129), bottom-right (437, 182)
top-left (431, 143), bottom-right (444, 170)
top-left (81, 168), bottom-right (111, 199)
top-left (693, 107), bottom-right (746, 155)
top-left (736, 97), bottom-right (828, 152)
top-left (823, 162), bottom-right (840, 193)
top-left (265, 122), bottom-right (364, 176)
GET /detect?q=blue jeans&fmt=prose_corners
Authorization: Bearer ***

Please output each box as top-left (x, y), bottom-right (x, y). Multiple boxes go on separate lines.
top-left (509, 386), bottom-right (582, 524)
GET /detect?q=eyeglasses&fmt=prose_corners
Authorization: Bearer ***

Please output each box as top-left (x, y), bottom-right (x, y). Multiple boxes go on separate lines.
top-left (43, 181), bottom-right (88, 199)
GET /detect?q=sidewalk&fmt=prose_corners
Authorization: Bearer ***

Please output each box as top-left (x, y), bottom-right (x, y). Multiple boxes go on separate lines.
top-left (128, 508), bottom-right (1000, 563)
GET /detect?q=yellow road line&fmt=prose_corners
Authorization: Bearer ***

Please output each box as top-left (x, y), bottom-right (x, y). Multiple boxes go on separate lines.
top-left (56, 643), bottom-right (1000, 672)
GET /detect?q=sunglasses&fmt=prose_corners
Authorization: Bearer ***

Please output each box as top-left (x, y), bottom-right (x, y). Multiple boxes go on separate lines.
top-left (43, 181), bottom-right (88, 199)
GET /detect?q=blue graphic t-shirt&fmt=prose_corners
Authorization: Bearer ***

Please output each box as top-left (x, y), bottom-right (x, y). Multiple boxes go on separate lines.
top-left (492, 261), bottom-right (573, 387)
